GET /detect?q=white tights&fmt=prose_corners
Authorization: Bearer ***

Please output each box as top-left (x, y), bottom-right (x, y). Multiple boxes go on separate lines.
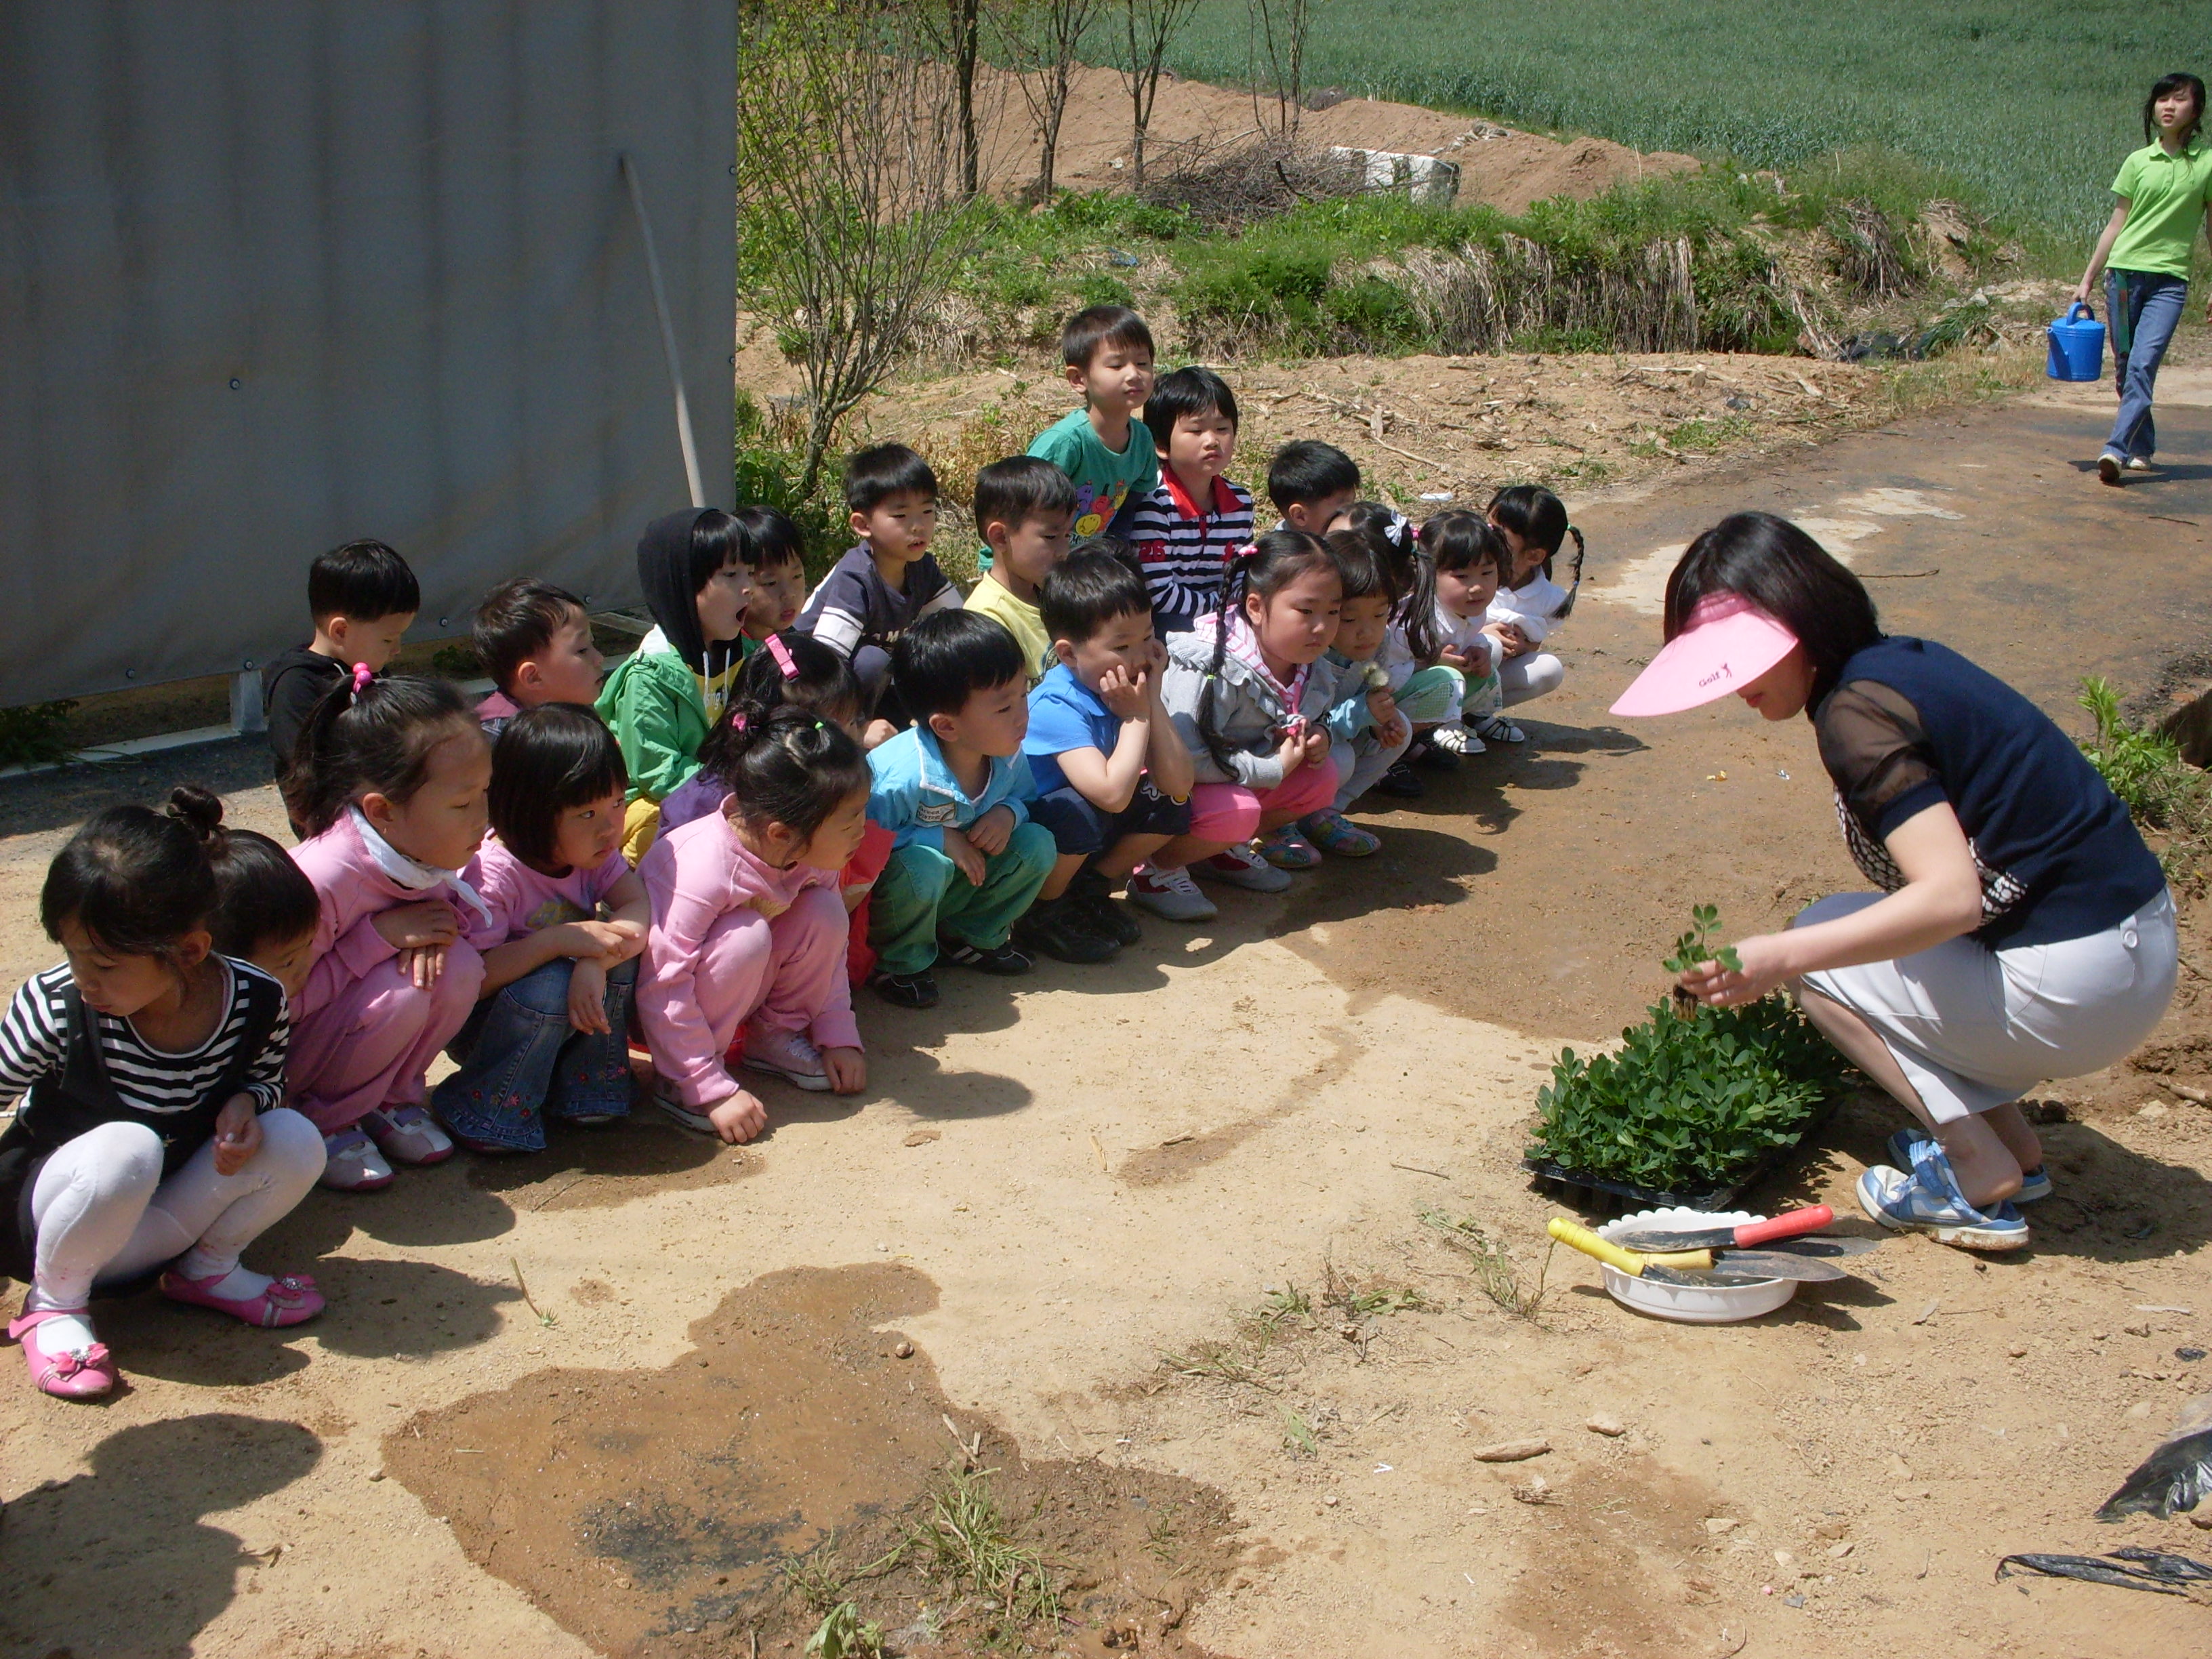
top-left (26, 1109), bottom-right (324, 1317)
top-left (1499, 652), bottom-right (1565, 708)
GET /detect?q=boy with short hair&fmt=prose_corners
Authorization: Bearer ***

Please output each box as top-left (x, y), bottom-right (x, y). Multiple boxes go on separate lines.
top-left (796, 443), bottom-right (962, 723)
top-left (471, 579), bottom-right (606, 735)
top-left (1020, 546), bottom-right (1201, 947)
top-left (1126, 367), bottom-right (1255, 636)
top-left (262, 538), bottom-right (421, 779)
top-left (865, 610), bottom-right (1056, 1008)
top-left (966, 457), bottom-right (1077, 687)
top-left (1266, 440), bottom-right (1361, 535)
top-left (1025, 304), bottom-right (1160, 541)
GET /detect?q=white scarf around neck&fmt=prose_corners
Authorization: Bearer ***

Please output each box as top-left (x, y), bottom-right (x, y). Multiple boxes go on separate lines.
top-left (349, 806), bottom-right (494, 926)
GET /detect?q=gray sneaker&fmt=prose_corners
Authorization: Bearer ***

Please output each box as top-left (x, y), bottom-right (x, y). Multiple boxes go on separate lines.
top-left (1124, 864), bottom-right (1217, 921)
top-left (1194, 843), bottom-right (1294, 893)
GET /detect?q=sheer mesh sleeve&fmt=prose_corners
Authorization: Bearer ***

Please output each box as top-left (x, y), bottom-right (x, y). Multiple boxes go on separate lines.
top-left (1815, 680), bottom-right (1946, 838)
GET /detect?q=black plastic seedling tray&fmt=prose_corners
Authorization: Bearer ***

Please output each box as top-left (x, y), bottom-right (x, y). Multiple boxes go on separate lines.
top-left (1522, 1097), bottom-right (1841, 1216)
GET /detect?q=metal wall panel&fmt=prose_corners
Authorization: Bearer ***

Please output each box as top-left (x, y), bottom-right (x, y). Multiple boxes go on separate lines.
top-left (0, 0), bottom-right (737, 704)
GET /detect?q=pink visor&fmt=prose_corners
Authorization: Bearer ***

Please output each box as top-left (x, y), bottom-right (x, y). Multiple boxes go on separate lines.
top-left (1610, 592), bottom-right (1799, 716)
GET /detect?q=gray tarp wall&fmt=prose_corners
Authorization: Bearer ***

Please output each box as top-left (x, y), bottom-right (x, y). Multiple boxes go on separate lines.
top-left (0, 1), bottom-right (737, 706)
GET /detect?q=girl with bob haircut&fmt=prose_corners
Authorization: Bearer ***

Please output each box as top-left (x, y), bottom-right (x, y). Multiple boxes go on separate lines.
top-left (1614, 512), bottom-right (2176, 1253)
top-left (2075, 73), bottom-right (2212, 485)
top-left (432, 705), bottom-right (651, 1154)
top-left (0, 797), bottom-right (325, 1399)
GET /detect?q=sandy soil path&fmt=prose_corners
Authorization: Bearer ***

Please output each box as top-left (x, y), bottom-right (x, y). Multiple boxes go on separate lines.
top-left (0, 373), bottom-right (2208, 1658)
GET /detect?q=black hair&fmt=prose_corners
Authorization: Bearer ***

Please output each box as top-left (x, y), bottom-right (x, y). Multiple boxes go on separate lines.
top-left (285, 672), bottom-right (480, 838)
top-left (308, 539), bottom-right (419, 624)
top-left (732, 505), bottom-right (806, 573)
top-left (696, 630), bottom-right (865, 785)
top-left (1040, 548), bottom-right (1153, 644)
top-left (1267, 440), bottom-right (1360, 512)
top-left (844, 443), bottom-right (940, 516)
top-left (716, 705), bottom-right (872, 844)
top-left (1061, 303), bottom-right (1155, 371)
top-left (1664, 512), bottom-right (1882, 712)
top-left (2146, 73), bottom-right (2207, 145)
top-left (1338, 501), bottom-right (1419, 592)
top-left (1323, 529), bottom-right (1398, 607)
top-left (890, 609), bottom-right (1028, 722)
top-left (1401, 512), bottom-right (1509, 663)
top-left (488, 704), bottom-right (630, 871)
top-left (473, 578), bottom-right (588, 695)
top-left (1488, 483), bottom-right (1584, 585)
top-left (973, 457), bottom-right (1078, 539)
top-left (41, 801), bottom-right (218, 961)
top-left (1142, 366), bottom-right (1240, 456)
top-left (167, 784), bottom-right (322, 959)
top-left (1195, 530), bottom-right (1340, 775)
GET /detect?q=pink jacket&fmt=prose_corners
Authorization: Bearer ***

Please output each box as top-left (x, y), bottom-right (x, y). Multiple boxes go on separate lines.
top-left (638, 812), bottom-right (860, 1097)
top-left (289, 813), bottom-right (476, 1022)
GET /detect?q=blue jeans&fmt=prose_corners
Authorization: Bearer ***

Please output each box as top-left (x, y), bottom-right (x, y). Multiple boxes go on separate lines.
top-left (2106, 268), bottom-right (2189, 461)
top-left (432, 957), bottom-right (636, 1151)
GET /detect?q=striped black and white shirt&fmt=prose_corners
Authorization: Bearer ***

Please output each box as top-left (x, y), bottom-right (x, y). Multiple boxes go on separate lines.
top-left (1126, 472), bottom-right (1256, 628)
top-left (0, 960), bottom-right (289, 1118)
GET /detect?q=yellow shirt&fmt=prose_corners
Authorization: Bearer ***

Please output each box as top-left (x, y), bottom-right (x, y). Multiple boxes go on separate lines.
top-left (965, 575), bottom-right (1052, 688)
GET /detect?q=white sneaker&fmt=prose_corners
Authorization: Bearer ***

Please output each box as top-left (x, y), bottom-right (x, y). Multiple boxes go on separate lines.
top-left (1124, 864), bottom-right (1217, 922)
top-left (359, 1103), bottom-right (454, 1166)
top-left (1430, 722), bottom-right (1485, 756)
top-left (741, 1025), bottom-right (832, 1091)
top-left (319, 1128), bottom-right (396, 1191)
top-left (1194, 842), bottom-right (1294, 893)
top-left (2123, 455), bottom-right (2154, 472)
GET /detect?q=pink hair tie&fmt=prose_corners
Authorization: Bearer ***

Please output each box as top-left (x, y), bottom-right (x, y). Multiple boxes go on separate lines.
top-left (350, 663), bottom-right (373, 701)
top-left (766, 634), bottom-right (798, 680)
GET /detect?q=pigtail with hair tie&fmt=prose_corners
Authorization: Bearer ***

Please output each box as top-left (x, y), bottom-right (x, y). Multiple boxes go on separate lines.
top-left (350, 663), bottom-right (374, 703)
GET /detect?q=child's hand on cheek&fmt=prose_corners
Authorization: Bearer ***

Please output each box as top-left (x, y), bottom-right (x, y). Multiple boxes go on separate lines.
top-left (821, 1047), bottom-right (866, 1093)
top-left (706, 1088), bottom-right (769, 1144)
top-left (863, 718), bottom-right (899, 750)
top-left (965, 804), bottom-right (1015, 857)
top-left (567, 958), bottom-right (610, 1035)
top-left (941, 825), bottom-right (987, 885)
top-left (1098, 664), bottom-right (1145, 720)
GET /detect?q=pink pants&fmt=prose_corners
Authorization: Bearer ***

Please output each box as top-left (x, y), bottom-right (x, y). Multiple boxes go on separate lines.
top-left (288, 944), bottom-right (485, 1135)
top-left (638, 887), bottom-right (856, 1109)
top-left (1187, 758), bottom-right (1339, 844)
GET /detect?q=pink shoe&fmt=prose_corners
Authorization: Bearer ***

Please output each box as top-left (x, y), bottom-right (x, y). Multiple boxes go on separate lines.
top-left (159, 1268), bottom-right (325, 1329)
top-left (9, 1306), bottom-right (117, 1399)
top-left (360, 1103), bottom-right (455, 1166)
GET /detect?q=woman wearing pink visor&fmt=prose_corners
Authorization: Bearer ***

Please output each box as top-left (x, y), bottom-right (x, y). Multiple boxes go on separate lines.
top-left (1614, 513), bottom-right (2175, 1250)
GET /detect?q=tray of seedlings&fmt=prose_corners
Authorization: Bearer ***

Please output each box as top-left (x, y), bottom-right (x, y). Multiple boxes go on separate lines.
top-left (1521, 906), bottom-right (1852, 1214)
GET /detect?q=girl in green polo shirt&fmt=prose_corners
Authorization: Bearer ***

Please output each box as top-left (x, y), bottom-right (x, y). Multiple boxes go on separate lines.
top-left (2075, 73), bottom-right (2212, 485)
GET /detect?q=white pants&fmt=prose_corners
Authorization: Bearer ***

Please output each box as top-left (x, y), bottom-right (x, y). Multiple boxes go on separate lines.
top-left (26, 1109), bottom-right (324, 1310)
top-left (1800, 891), bottom-right (2178, 1124)
top-left (1499, 652), bottom-right (1564, 708)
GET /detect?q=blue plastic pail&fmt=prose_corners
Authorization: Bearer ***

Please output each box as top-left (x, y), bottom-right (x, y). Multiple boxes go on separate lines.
top-left (2047, 302), bottom-right (2105, 382)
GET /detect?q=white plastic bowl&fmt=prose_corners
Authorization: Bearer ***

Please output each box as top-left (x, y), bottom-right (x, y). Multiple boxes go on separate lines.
top-left (1592, 1208), bottom-right (1798, 1324)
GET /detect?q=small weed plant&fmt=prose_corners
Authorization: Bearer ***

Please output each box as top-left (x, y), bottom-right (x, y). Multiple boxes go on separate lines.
top-left (1525, 907), bottom-right (1848, 1195)
top-left (907, 1464), bottom-right (1061, 1627)
top-left (2080, 676), bottom-right (2211, 884)
top-left (0, 700), bottom-right (77, 769)
top-left (1418, 1210), bottom-right (1551, 1319)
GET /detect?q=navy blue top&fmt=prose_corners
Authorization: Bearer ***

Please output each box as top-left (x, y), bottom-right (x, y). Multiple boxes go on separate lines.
top-left (1813, 636), bottom-right (2165, 948)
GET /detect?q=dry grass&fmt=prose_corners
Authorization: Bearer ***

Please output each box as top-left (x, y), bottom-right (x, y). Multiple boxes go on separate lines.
top-left (1418, 1209), bottom-right (1553, 1319)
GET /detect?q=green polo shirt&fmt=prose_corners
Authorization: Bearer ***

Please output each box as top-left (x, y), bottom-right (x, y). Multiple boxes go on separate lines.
top-left (2109, 138), bottom-right (2212, 279)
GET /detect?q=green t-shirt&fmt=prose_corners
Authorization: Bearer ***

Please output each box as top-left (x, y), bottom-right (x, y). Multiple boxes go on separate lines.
top-left (2110, 138), bottom-right (2212, 279)
top-left (1026, 406), bottom-right (1160, 539)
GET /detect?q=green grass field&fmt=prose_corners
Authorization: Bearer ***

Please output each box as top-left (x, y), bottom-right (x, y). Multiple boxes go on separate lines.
top-left (1168, 1), bottom-right (2203, 239)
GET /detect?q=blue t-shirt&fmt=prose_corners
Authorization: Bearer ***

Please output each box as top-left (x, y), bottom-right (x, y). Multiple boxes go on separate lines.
top-left (1814, 636), bottom-right (2165, 948)
top-left (1022, 662), bottom-right (1120, 797)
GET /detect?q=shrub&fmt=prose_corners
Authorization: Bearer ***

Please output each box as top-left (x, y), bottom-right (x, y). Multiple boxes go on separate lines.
top-left (2080, 676), bottom-right (2212, 884)
top-left (1525, 907), bottom-right (1849, 1194)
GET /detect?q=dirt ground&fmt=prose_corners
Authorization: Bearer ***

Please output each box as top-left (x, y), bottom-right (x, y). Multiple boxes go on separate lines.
top-left (968, 65), bottom-right (1698, 214)
top-left (2, 350), bottom-right (2210, 1657)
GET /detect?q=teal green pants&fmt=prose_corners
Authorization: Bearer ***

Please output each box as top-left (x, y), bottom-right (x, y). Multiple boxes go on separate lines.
top-left (869, 821), bottom-right (1056, 975)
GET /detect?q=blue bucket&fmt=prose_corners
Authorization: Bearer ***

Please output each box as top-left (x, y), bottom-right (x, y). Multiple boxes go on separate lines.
top-left (2047, 302), bottom-right (2106, 382)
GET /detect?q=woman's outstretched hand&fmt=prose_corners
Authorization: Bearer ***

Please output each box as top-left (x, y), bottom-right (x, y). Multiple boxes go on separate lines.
top-left (1676, 933), bottom-right (1792, 1007)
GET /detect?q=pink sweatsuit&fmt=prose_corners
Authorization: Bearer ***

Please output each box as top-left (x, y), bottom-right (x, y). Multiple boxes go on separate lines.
top-left (638, 812), bottom-right (861, 1109)
top-left (289, 814), bottom-right (487, 1135)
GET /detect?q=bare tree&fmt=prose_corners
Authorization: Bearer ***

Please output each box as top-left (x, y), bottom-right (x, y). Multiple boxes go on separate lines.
top-left (919, 0), bottom-right (987, 197)
top-left (987, 0), bottom-right (1103, 199)
top-left (737, 0), bottom-right (984, 497)
top-left (1246, 0), bottom-right (1309, 144)
top-left (1115, 0), bottom-right (1200, 190)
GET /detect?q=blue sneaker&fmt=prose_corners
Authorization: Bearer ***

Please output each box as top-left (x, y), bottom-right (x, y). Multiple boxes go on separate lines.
top-left (1857, 1145), bottom-right (2029, 1250)
top-left (1885, 1126), bottom-right (2051, 1204)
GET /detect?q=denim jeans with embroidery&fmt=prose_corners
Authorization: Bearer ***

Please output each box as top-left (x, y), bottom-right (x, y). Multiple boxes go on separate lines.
top-left (432, 956), bottom-right (636, 1151)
